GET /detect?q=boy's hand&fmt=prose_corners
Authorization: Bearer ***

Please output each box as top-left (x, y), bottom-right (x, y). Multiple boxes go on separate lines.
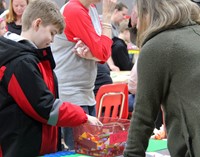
top-left (86, 114), bottom-right (103, 126)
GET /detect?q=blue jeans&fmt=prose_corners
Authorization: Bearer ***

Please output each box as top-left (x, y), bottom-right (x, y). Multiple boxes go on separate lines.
top-left (62, 105), bottom-right (96, 150)
top-left (128, 94), bottom-right (135, 112)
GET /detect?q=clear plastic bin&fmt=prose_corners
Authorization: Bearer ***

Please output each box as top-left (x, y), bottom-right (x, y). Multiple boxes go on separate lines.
top-left (73, 117), bottom-right (130, 157)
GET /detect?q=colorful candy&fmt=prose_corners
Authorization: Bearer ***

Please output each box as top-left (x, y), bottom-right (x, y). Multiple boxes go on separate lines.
top-left (73, 118), bottom-right (130, 157)
top-left (74, 131), bottom-right (127, 157)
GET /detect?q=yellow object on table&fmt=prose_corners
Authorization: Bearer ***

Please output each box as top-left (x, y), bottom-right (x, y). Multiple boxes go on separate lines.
top-left (128, 49), bottom-right (140, 54)
top-left (110, 71), bottom-right (131, 84)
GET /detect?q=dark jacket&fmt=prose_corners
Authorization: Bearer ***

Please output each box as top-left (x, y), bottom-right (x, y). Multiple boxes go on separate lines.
top-left (0, 35), bottom-right (87, 157)
top-left (94, 63), bottom-right (113, 96)
top-left (112, 37), bottom-right (133, 70)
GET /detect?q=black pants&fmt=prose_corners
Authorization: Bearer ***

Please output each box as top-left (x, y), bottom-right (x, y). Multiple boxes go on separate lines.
top-left (155, 108), bottom-right (163, 129)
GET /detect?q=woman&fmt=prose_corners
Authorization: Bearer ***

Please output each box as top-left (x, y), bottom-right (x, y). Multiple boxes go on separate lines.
top-left (124, 0), bottom-right (200, 156)
top-left (6, 0), bottom-right (29, 34)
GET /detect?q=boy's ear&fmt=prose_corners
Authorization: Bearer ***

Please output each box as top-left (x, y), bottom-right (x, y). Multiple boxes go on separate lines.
top-left (33, 18), bottom-right (42, 31)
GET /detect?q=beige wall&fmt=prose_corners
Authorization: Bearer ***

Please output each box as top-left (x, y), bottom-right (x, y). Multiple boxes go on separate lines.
top-left (53, 0), bottom-right (134, 14)
top-left (5, 0), bottom-right (66, 9)
top-left (5, 0), bottom-right (134, 15)
top-left (96, 0), bottom-right (134, 15)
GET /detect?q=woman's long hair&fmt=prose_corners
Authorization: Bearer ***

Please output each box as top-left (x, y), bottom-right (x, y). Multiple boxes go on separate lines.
top-left (136, 0), bottom-right (200, 47)
top-left (6, 0), bottom-right (29, 23)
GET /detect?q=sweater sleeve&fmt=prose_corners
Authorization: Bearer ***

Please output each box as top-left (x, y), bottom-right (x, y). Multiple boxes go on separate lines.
top-left (63, 5), bottom-right (112, 62)
top-left (128, 59), bottom-right (138, 94)
top-left (124, 38), bottom-right (171, 156)
top-left (7, 58), bottom-right (87, 127)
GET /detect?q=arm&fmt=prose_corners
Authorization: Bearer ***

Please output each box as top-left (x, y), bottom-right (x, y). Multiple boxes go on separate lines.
top-left (64, 3), bottom-right (114, 62)
top-left (101, 0), bottom-right (116, 38)
top-left (73, 38), bottom-right (100, 61)
top-left (124, 42), bottom-right (170, 156)
top-left (7, 58), bottom-right (99, 127)
top-left (128, 59), bottom-right (138, 94)
top-left (107, 57), bottom-right (120, 71)
top-left (101, 0), bottom-right (119, 69)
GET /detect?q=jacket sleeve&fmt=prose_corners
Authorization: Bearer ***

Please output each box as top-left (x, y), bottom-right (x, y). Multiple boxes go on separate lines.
top-left (63, 6), bottom-right (112, 62)
top-left (124, 39), bottom-right (170, 156)
top-left (112, 42), bottom-right (133, 70)
top-left (128, 59), bottom-right (138, 94)
top-left (7, 58), bottom-right (87, 127)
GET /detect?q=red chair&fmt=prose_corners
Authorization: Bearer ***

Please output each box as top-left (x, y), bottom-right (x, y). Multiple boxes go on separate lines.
top-left (95, 83), bottom-right (129, 119)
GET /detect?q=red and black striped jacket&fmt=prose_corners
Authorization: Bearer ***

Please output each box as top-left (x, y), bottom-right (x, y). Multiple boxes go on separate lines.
top-left (0, 36), bottom-right (87, 157)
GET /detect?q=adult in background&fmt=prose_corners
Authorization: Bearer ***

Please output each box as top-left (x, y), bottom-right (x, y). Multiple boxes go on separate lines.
top-left (124, 0), bottom-right (200, 156)
top-left (6, 0), bottom-right (29, 35)
top-left (51, 0), bottom-right (116, 150)
top-left (106, 2), bottom-right (129, 71)
top-left (111, 2), bottom-right (128, 38)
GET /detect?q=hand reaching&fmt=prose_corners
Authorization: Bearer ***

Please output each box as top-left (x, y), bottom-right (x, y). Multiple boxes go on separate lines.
top-left (109, 64), bottom-right (120, 71)
top-left (86, 114), bottom-right (103, 126)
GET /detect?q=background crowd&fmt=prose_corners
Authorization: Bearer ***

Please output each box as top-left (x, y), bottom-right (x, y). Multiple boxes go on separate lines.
top-left (1, 0), bottom-right (200, 157)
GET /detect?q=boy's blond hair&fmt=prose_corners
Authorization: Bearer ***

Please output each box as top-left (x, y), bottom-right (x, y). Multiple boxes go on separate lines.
top-left (22, 0), bottom-right (65, 34)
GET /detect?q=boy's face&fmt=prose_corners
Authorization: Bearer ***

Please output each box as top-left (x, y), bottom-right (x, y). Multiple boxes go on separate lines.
top-left (32, 21), bottom-right (58, 49)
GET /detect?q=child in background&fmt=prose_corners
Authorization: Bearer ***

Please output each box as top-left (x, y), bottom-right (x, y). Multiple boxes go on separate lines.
top-left (0, 17), bottom-right (6, 36)
top-left (111, 19), bottom-right (134, 71)
top-left (51, 0), bottom-right (116, 150)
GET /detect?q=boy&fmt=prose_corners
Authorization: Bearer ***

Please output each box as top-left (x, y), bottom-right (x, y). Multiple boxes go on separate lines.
top-left (0, 0), bottom-right (101, 156)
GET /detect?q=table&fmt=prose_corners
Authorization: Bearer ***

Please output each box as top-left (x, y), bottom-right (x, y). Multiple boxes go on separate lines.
top-left (41, 139), bottom-right (169, 157)
top-left (146, 139), bottom-right (170, 156)
top-left (39, 151), bottom-right (90, 157)
top-left (110, 71), bottom-right (131, 84)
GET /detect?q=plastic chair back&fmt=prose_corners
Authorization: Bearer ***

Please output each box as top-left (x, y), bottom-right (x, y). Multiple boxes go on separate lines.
top-left (96, 83), bottom-right (128, 119)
